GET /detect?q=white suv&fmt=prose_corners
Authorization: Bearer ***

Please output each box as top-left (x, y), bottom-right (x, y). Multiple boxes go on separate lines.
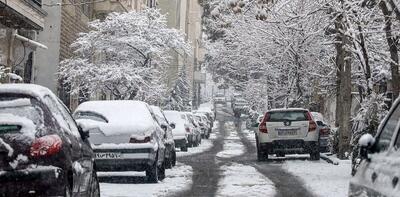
top-left (256, 108), bottom-right (320, 161)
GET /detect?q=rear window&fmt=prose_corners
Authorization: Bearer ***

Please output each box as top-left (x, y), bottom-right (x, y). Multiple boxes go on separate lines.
top-left (0, 95), bottom-right (49, 136)
top-left (267, 111), bottom-right (308, 122)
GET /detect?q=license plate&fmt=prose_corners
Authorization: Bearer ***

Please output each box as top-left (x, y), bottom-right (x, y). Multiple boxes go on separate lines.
top-left (277, 129), bottom-right (298, 136)
top-left (95, 152), bottom-right (122, 159)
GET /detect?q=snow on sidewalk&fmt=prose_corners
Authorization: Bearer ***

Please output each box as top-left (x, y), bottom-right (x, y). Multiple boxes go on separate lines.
top-left (100, 163), bottom-right (193, 197)
top-left (216, 139), bottom-right (245, 158)
top-left (216, 122), bottom-right (245, 158)
top-left (282, 159), bottom-right (352, 197)
top-left (176, 139), bottom-right (214, 158)
top-left (217, 163), bottom-right (276, 197)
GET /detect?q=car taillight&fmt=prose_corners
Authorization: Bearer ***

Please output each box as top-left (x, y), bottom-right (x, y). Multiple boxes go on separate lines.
top-left (259, 112), bottom-right (269, 133)
top-left (259, 123), bottom-right (268, 133)
top-left (306, 112), bottom-right (317, 132)
top-left (129, 136), bottom-right (151, 143)
top-left (30, 135), bottom-right (62, 158)
top-left (320, 128), bottom-right (330, 135)
top-left (185, 127), bottom-right (190, 133)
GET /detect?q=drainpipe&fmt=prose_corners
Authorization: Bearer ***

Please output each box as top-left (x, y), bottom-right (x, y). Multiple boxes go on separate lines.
top-left (14, 32), bottom-right (48, 50)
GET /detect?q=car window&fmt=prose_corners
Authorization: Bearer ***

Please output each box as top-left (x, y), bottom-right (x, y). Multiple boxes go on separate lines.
top-left (43, 96), bottom-right (81, 138)
top-left (74, 111), bottom-right (108, 123)
top-left (377, 104), bottom-right (400, 152)
top-left (268, 111), bottom-right (308, 122)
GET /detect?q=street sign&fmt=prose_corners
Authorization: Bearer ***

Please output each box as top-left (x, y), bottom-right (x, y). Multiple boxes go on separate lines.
top-left (194, 72), bottom-right (206, 83)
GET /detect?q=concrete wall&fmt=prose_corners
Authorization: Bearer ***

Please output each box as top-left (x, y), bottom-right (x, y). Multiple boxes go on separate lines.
top-left (33, 0), bottom-right (62, 93)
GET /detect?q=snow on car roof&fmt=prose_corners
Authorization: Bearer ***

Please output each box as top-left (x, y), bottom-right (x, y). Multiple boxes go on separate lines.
top-left (268, 108), bottom-right (308, 112)
top-left (0, 84), bottom-right (55, 100)
top-left (75, 100), bottom-right (156, 136)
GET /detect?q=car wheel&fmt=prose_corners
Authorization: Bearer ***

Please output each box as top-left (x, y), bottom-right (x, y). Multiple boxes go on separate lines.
top-left (181, 145), bottom-right (188, 152)
top-left (158, 162), bottom-right (166, 181)
top-left (64, 179), bottom-right (72, 197)
top-left (256, 137), bottom-right (268, 161)
top-left (89, 172), bottom-right (100, 197)
top-left (310, 142), bottom-right (320, 160)
top-left (146, 160), bottom-right (159, 183)
top-left (172, 151), bottom-right (176, 167)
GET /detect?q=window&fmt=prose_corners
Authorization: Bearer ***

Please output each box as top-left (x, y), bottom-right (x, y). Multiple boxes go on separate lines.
top-left (268, 111), bottom-right (308, 122)
top-left (376, 104), bottom-right (400, 152)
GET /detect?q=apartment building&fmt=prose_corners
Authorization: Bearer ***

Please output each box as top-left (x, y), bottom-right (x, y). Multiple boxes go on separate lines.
top-left (0, 0), bottom-right (47, 83)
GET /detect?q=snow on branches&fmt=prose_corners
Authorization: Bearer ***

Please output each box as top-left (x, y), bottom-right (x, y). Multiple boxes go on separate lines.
top-left (59, 8), bottom-right (192, 103)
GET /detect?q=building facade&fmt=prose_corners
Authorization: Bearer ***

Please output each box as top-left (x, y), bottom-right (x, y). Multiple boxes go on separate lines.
top-left (0, 0), bottom-right (47, 83)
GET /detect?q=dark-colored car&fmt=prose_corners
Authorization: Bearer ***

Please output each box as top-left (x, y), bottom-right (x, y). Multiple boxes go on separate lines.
top-left (74, 100), bottom-right (166, 183)
top-left (150, 106), bottom-right (177, 169)
top-left (349, 97), bottom-right (400, 196)
top-left (0, 84), bottom-right (99, 197)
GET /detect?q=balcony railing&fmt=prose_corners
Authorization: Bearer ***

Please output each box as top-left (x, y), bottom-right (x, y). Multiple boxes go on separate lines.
top-left (29, 0), bottom-right (42, 7)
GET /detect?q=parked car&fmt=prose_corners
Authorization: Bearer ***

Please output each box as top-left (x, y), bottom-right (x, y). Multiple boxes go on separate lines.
top-left (164, 110), bottom-right (190, 152)
top-left (0, 84), bottom-right (99, 196)
top-left (150, 106), bottom-right (176, 168)
top-left (74, 100), bottom-right (166, 183)
top-left (214, 96), bottom-right (226, 105)
top-left (256, 108), bottom-right (320, 161)
top-left (193, 110), bottom-right (214, 132)
top-left (194, 114), bottom-right (210, 139)
top-left (183, 112), bottom-right (202, 147)
top-left (311, 112), bottom-right (331, 153)
top-left (349, 97), bottom-right (400, 197)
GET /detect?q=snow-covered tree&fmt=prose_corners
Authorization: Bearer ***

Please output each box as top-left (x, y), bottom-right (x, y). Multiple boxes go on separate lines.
top-left (59, 8), bottom-right (192, 103)
top-left (164, 65), bottom-right (192, 111)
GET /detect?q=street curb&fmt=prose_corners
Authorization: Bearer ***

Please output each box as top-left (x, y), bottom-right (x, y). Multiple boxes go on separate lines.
top-left (320, 154), bottom-right (339, 165)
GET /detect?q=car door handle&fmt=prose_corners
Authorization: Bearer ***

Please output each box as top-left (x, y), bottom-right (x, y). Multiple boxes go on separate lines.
top-left (393, 177), bottom-right (399, 188)
top-left (371, 172), bottom-right (378, 183)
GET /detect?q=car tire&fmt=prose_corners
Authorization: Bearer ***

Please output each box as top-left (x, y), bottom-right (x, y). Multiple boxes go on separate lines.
top-left (165, 157), bottom-right (172, 169)
top-left (146, 160), bottom-right (159, 183)
top-left (171, 150), bottom-right (176, 167)
top-left (158, 162), bottom-right (166, 181)
top-left (89, 172), bottom-right (100, 197)
top-left (310, 142), bottom-right (320, 161)
top-left (64, 179), bottom-right (72, 197)
top-left (181, 145), bottom-right (188, 152)
top-left (256, 137), bottom-right (268, 161)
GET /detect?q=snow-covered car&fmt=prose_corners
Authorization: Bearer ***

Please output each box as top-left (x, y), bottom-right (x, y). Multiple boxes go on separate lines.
top-left (150, 106), bottom-right (176, 168)
top-left (74, 100), bottom-right (166, 183)
top-left (164, 110), bottom-right (190, 152)
top-left (193, 110), bottom-right (214, 132)
top-left (194, 114), bottom-right (210, 139)
top-left (311, 112), bottom-right (331, 153)
top-left (183, 112), bottom-right (202, 147)
top-left (0, 84), bottom-right (99, 196)
top-left (256, 108), bottom-right (320, 161)
top-left (214, 96), bottom-right (226, 105)
top-left (349, 97), bottom-right (400, 197)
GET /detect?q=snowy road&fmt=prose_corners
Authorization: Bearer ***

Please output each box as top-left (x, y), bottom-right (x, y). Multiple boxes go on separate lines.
top-left (99, 105), bottom-right (352, 197)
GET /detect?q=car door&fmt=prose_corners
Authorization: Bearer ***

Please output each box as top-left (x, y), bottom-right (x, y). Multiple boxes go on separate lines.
top-left (353, 102), bottom-right (400, 196)
top-left (58, 102), bottom-right (94, 194)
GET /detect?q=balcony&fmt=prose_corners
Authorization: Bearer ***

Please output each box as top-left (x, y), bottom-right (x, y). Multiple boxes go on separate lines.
top-left (0, 0), bottom-right (46, 30)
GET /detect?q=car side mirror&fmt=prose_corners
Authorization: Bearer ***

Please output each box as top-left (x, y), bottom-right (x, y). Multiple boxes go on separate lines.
top-left (161, 124), bottom-right (168, 132)
top-left (170, 123), bottom-right (176, 129)
top-left (359, 134), bottom-right (375, 160)
top-left (76, 120), bottom-right (100, 140)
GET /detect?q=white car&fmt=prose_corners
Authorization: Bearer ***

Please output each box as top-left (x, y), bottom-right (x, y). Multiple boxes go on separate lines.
top-left (349, 97), bottom-right (400, 196)
top-left (74, 100), bottom-right (166, 183)
top-left (164, 110), bottom-right (190, 152)
top-left (256, 108), bottom-right (320, 161)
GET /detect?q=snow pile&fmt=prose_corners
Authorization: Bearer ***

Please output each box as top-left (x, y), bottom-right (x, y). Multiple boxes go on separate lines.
top-left (75, 100), bottom-right (156, 137)
top-left (282, 159), bottom-right (351, 197)
top-left (176, 139), bottom-right (214, 157)
top-left (216, 140), bottom-right (245, 158)
top-left (100, 163), bottom-right (193, 197)
top-left (358, 134), bottom-right (375, 147)
top-left (0, 113), bottom-right (37, 139)
top-left (217, 163), bottom-right (276, 196)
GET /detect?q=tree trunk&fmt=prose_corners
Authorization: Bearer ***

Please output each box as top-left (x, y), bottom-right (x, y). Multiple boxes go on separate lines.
top-left (380, 1), bottom-right (400, 100)
top-left (334, 8), bottom-right (352, 159)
